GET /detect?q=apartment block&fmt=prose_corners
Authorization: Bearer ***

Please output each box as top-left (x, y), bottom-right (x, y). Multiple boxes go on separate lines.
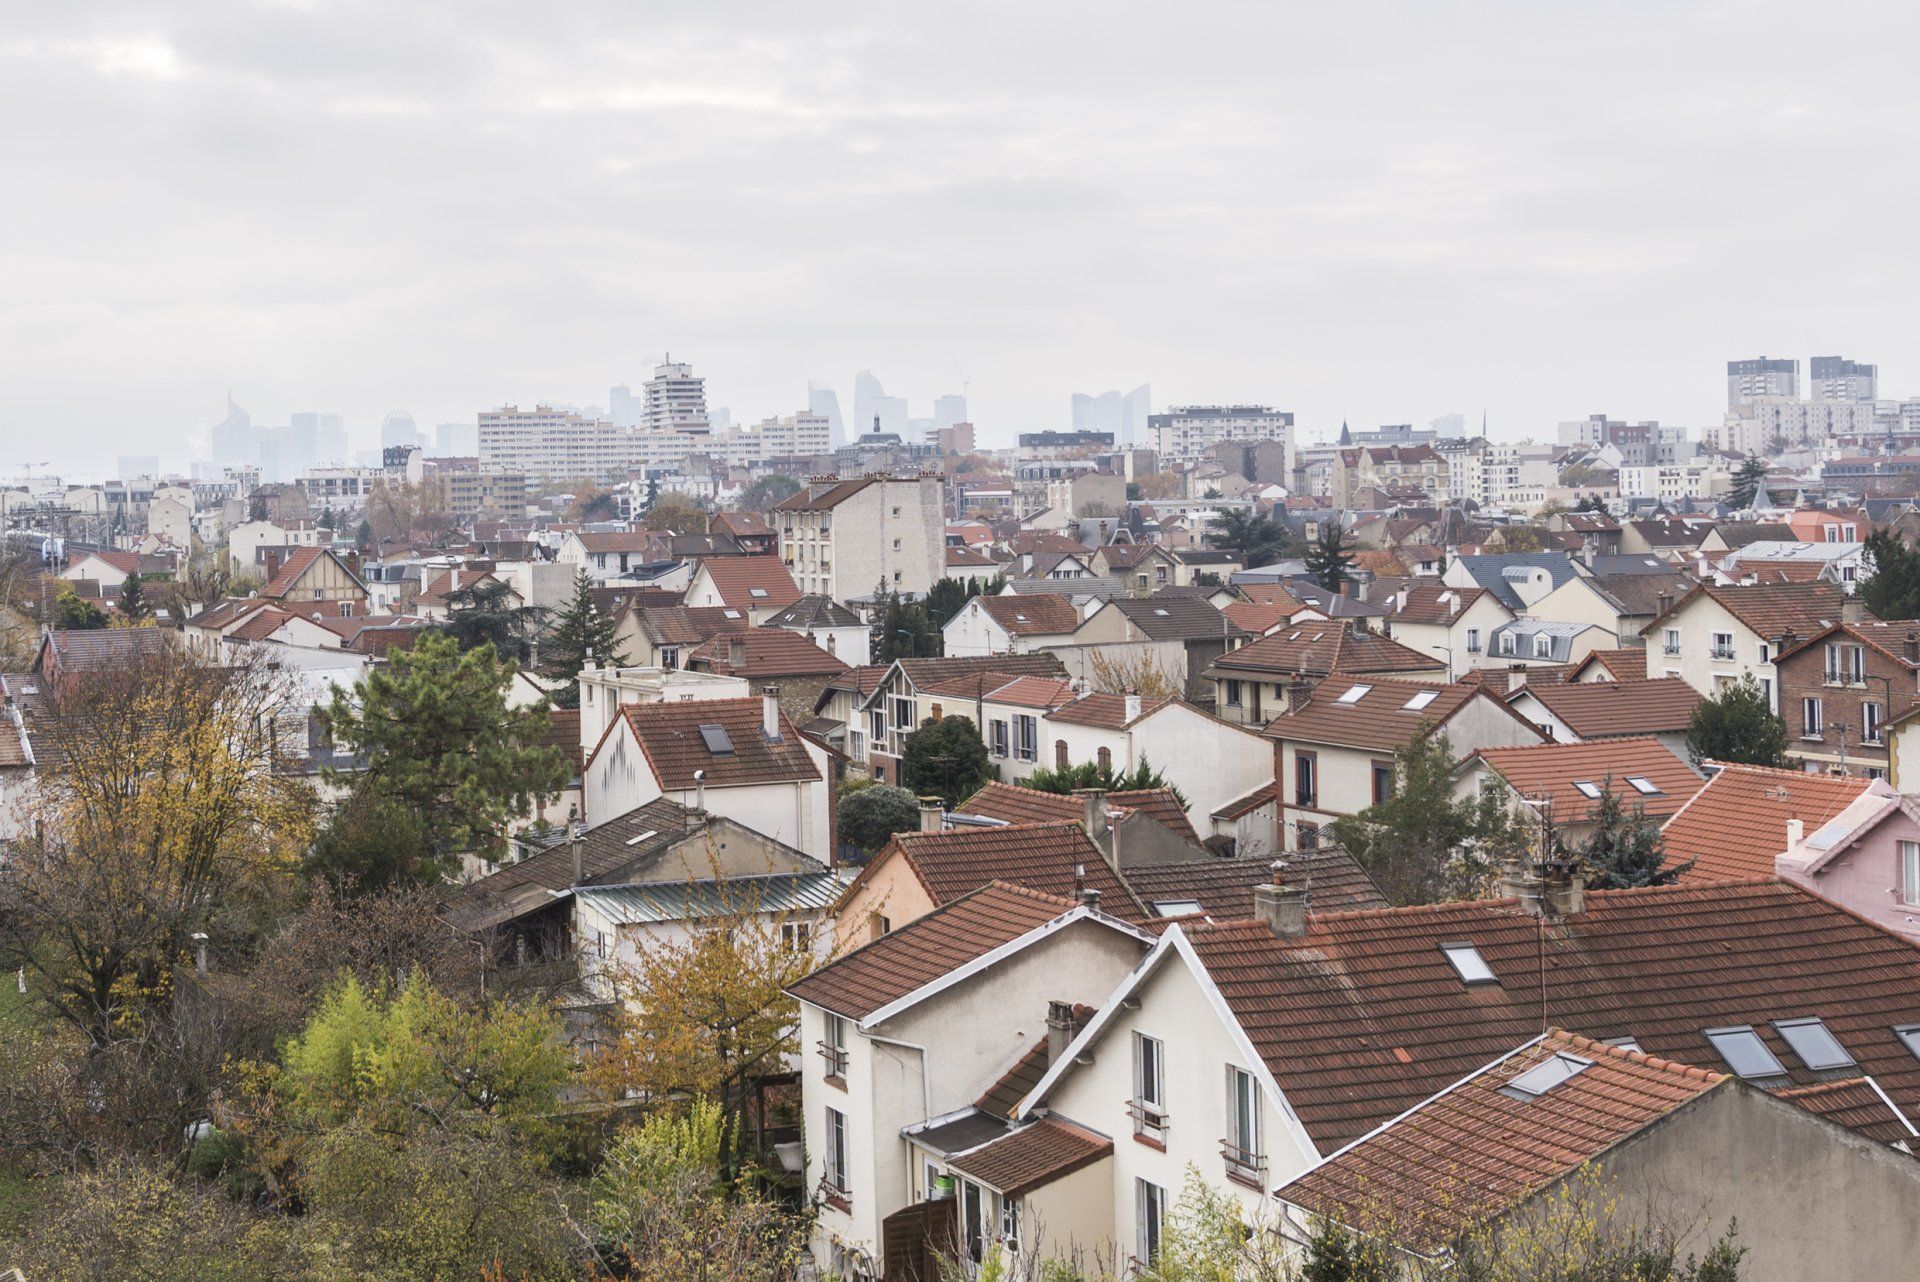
top-left (478, 405), bottom-right (641, 481)
top-left (775, 474), bottom-right (944, 601)
top-left (1148, 405), bottom-right (1293, 470)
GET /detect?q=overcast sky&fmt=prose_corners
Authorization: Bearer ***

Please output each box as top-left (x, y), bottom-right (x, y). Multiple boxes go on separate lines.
top-left (5, 0), bottom-right (1918, 474)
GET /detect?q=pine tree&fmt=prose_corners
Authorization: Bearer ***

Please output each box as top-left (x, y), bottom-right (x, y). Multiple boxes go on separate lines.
top-left (439, 577), bottom-right (545, 662)
top-left (1304, 523), bottom-right (1356, 593)
top-left (117, 573), bottom-right (150, 622)
top-left (541, 570), bottom-right (628, 708)
top-left (1860, 529), bottom-right (1920, 621)
top-left (1576, 777), bottom-right (1690, 888)
top-left (1730, 455), bottom-right (1769, 509)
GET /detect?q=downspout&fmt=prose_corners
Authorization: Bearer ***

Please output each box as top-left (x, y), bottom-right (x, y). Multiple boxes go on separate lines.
top-left (863, 1031), bottom-right (934, 1123)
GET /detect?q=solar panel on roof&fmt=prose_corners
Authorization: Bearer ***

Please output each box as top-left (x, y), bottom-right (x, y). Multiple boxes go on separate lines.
top-left (698, 724), bottom-right (734, 756)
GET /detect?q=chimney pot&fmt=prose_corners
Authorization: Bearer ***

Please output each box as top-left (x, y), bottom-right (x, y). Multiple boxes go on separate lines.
top-left (1542, 867), bottom-right (1585, 917)
top-left (1076, 886), bottom-right (1102, 911)
top-left (1124, 694), bottom-right (1143, 722)
top-left (762, 687), bottom-right (783, 740)
top-left (1045, 1000), bottom-right (1077, 1065)
top-left (1252, 877), bottom-right (1308, 938)
top-left (918, 796), bottom-right (945, 833)
top-left (1906, 631), bottom-right (1918, 665)
top-left (1786, 817), bottom-right (1805, 848)
top-left (569, 821), bottom-right (585, 886)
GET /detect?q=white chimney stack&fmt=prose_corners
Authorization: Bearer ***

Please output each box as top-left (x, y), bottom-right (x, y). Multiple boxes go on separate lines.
top-left (1124, 693), bottom-right (1142, 723)
top-left (1786, 818), bottom-right (1805, 848)
top-left (762, 687), bottom-right (783, 741)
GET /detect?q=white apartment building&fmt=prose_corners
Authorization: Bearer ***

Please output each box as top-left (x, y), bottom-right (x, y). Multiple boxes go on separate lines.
top-left (1707, 397), bottom-right (1877, 457)
top-left (295, 466), bottom-right (384, 513)
top-left (1618, 459), bottom-right (1730, 504)
top-left (716, 412), bottom-right (833, 466)
top-left (774, 475), bottom-right (945, 601)
top-left (1483, 440), bottom-right (1557, 504)
top-left (478, 405), bottom-right (642, 481)
top-left (642, 359), bottom-right (710, 434)
top-left (1148, 405), bottom-right (1293, 471)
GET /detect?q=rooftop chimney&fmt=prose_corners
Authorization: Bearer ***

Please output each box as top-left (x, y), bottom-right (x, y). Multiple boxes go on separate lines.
top-left (1075, 788), bottom-right (1111, 849)
top-left (1655, 591), bottom-right (1673, 618)
top-left (1843, 597), bottom-right (1869, 624)
top-left (191, 931), bottom-right (209, 977)
top-left (1786, 817), bottom-right (1805, 848)
top-left (1252, 865), bottom-right (1308, 939)
top-left (918, 796), bottom-right (945, 834)
top-left (1045, 1000), bottom-right (1078, 1065)
top-left (1541, 866), bottom-right (1585, 918)
top-left (1907, 631), bottom-right (1919, 665)
top-left (1497, 857), bottom-right (1547, 916)
top-left (762, 687), bottom-right (783, 741)
top-left (1076, 886), bottom-right (1102, 912)
top-left (569, 821), bottom-right (585, 886)
top-left (692, 768), bottom-right (706, 814)
top-left (730, 636), bottom-right (749, 670)
top-left (1124, 694), bottom-right (1142, 723)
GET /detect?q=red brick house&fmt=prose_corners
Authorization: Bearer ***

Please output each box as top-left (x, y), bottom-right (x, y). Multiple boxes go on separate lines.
top-left (1772, 619), bottom-right (1920, 778)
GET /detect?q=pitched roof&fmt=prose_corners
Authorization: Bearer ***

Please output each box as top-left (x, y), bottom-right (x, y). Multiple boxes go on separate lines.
top-left (1571, 648), bottom-right (1647, 682)
top-left (1710, 521), bottom-right (1795, 547)
top-left (773, 477), bottom-right (880, 511)
top-left (1449, 554), bottom-right (1580, 610)
top-left (1384, 583), bottom-right (1499, 626)
top-left (1774, 618), bottom-right (1920, 670)
top-left (1469, 738), bottom-right (1701, 822)
top-left (891, 652), bottom-right (1070, 690)
top-left (1276, 1031), bottom-right (1727, 1245)
top-left (1642, 582), bottom-right (1847, 644)
top-left (974, 592), bottom-right (1081, 637)
top-left (710, 510), bottom-right (772, 538)
top-left (611, 697), bottom-right (820, 790)
top-left (919, 674), bottom-right (1078, 711)
top-left (1044, 692), bottom-right (1178, 730)
top-left (1661, 763), bottom-right (1874, 883)
top-left (261, 547), bottom-right (364, 599)
top-left (38, 627), bottom-right (173, 675)
top-left (1222, 602), bottom-right (1294, 636)
top-left (1578, 571), bottom-right (1698, 618)
top-left (692, 556), bottom-right (801, 613)
top-left (1208, 623), bottom-right (1446, 680)
top-left (1260, 676), bottom-right (1525, 752)
top-left (1177, 878), bottom-right (1920, 1150)
top-left (1124, 848), bottom-right (1388, 916)
top-left (686, 627), bottom-right (850, 678)
top-left (1777, 1076), bottom-right (1920, 1147)
top-left (417, 568), bottom-right (499, 607)
top-left (1515, 678), bottom-right (1703, 739)
top-left (945, 1117), bottom-right (1114, 1197)
top-left (763, 594), bottom-right (863, 630)
top-left (861, 821), bottom-right (1148, 923)
top-left (1105, 596), bottom-right (1243, 641)
top-left (788, 881), bottom-right (1086, 1019)
top-left (953, 780), bottom-right (1200, 843)
top-left (573, 531), bottom-right (657, 554)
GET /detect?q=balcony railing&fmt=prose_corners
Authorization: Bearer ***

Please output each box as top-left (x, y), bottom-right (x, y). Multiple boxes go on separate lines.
top-left (817, 1040), bottom-right (848, 1080)
top-left (1709, 646), bottom-right (1736, 661)
top-left (1220, 1138), bottom-right (1266, 1184)
top-left (1663, 642), bottom-right (1681, 655)
top-left (1126, 1097), bottom-right (1169, 1144)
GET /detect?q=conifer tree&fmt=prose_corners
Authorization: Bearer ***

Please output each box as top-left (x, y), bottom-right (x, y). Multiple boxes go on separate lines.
top-left (117, 573), bottom-right (150, 622)
top-left (541, 570), bottom-right (628, 708)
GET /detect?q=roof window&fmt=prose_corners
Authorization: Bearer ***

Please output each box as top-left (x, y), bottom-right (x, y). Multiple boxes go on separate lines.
top-left (1440, 942), bottom-right (1497, 985)
top-left (1572, 780), bottom-right (1603, 799)
top-left (1703, 1025), bottom-right (1786, 1080)
top-left (1153, 608), bottom-right (1170, 617)
top-left (749, 587), bottom-right (769, 598)
top-left (1502, 1051), bottom-right (1593, 1099)
top-left (1624, 776), bottom-right (1661, 795)
top-left (722, 609), bottom-right (741, 619)
top-left (1403, 690), bottom-right (1439, 711)
top-left (1773, 1017), bottom-right (1855, 1071)
top-left (698, 724), bottom-right (734, 756)
top-left (1896, 1024), bottom-right (1920, 1063)
top-left (1151, 899), bottom-right (1202, 917)
top-left (623, 829), bottom-right (659, 847)
top-left (1336, 684), bottom-right (1372, 704)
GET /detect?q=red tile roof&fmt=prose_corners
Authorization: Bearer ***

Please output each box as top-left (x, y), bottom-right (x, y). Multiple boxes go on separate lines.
top-left (1125, 848), bottom-right (1388, 915)
top-left (694, 556), bottom-right (801, 613)
top-left (1209, 623), bottom-right (1445, 680)
top-left (1514, 678), bottom-right (1703, 739)
top-left (1661, 763), bottom-right (1873, 883)
top-left (918, 674), bottom-right (1078, 711)
top-left (1641, 582), bottom-right (1847, 645)
top-left (1778, 1076), bottom-right (1920, 1147)
top-left (1044, 692), bottom-right (1177, 729)
top-left (945, 1117), bottom-right (1114, 1197)
top-left (847, 821), bottom-right (1148, 923)
top-left (1261, 676), bottom-right (1533, 753)
top-left (1277, 1031), bottom-right (1726, 1245)
top-left (611, 697), bottom-right (820, 790)
top-left (1223, 602), bottom-right (1294, 636)
top-left (773, 477), bottom-right (880, 511)
top-left (788, 882), bottom-right (1087, 1019)
top-left (953, 780), bottom-right (1199, 843)
top-left (975, 593), bottom-right (1081, 637)
top-left (1384, 583), bottom-right (1496, 626)
top-left (1175, 878), bottom-right (1920, 1151)
top-left (261, 546), bottom-right (325, 598)
top-left (1468, 738), bottom-right (1701, 822)
top-left (1572, 649), bottom-right (1647, 682)
top-left (686, 627), bottom-right (849, 678)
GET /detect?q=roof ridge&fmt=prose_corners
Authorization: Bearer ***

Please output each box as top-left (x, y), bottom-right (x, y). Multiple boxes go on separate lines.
top-left (1548, 1029), bottom-right (1725, 1084)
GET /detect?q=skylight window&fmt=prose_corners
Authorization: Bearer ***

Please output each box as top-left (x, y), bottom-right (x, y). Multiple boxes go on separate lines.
top-left (1573, 780), bottom-right (1603, 799)
top-left (722, 609), bottom-right (741, 619)
top-left (623, 829), bottom-right (659, 847)
top-left (1337, 685), bottom-right (1372, 704)
top-left (1603, 1035), bottom-right (1643, 1052)
top-left (1703, 1025), bottom-right (1786, 1080)
top-left (1625, 776), bottom-right (1662, 795)
top-left (1774, 1017), bottom-right (1856, 1071)
top-left (1896, 1024), bottom-right (1920, 1063)
top-left (1403, 690), bottom-right (1439, 711)
top-left (1502, 1051), bottom-right (1593, 1099)
top-left (1153, 608), bottom-right (1170, 617)
top-left (1440, 942), bottom-right (1497, 985)
top-left (749, 587), bottom-right (769, 598)
top-left (698, 724), bottom-right (734, 756)
top-left (1152, 899), bottom-right (1202, 917)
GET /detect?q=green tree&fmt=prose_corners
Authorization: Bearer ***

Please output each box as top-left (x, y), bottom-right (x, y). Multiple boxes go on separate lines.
top-left (303, 789), bottom-right (446, 892)
top-left (541, 569), bottom-right (628, 707)
top-left (117, 573), bottom-right (150, 622)
top-left (900, 715), bottom-right (992, 808)
top-left (1021, 754), bottom-right (1183, 806)
top-left (1859, 529), bottom-right (1920, 621)
top-left (355, 517), bottom-right (372, 548)
top-left (875, 584), bottom-right (940, 661)
top-left (925, 577), bottom-right (975, 629)
top-left (644, 494), bottom-right (709, 533)
top-left (1304, 523), bottom-right (1356, 592)
top-left (839, 783), bottom-right (921, 855)
top-left (1575, 493), bottom-right (1610, 513)
top-left (438, 576), bottom-right (544, 663)
top-left (52, 582), bottom-right (107, 630)
top-left (1576, 778), bottom-right (1691, 889)
top-left (322, 630), bottom-right (569, 860)
top-left (1192, 570), bottom-right (1224, 587)
top-left (1328, 731), bottom-right (1484, 905)
top-left (1684, 674), bottom-right (1788, 768)
top-left (1730, 455), bottom-right (1769, 509)
top-left (1206, 508), bottom-right (1297, 569)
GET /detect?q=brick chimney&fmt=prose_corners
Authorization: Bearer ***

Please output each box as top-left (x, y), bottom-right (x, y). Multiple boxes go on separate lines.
top-left (918, 796), bottom-right (945, 833)
top-left (1541, 865), bottom-right (1585, 917)
top-left (1498, 857), bottom-right (1546, 915)
top-left (1252, 862), bottom-right (1307, 938)
top-left (1045, 1000), bottom-right (1078, 1064)
top-left (730, 636), bottom-right (749, 670)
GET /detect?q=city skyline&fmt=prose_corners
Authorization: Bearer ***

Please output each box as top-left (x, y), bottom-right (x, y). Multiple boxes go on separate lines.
top-left (7, 1), bottom-right (1919, 473)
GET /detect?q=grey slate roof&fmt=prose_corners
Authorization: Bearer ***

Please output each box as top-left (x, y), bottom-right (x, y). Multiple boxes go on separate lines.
top-left (764, 594), bottom-right (863, 629)
top-left (1107, 596), bottom-right (1245, 641)
top-left (1451, 554), bottom-right (1581, 611)
top-left (1489, 620), bottom-right (1594, 663)
top-left (575, 870), bottom-right (847, 925)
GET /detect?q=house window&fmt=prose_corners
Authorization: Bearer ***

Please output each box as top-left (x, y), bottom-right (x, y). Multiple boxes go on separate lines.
top-left (1802, 697), bottom-right (1823, 739)
top-left (1826, 643), bottom-right (1864, 685)
top-left (1131, 1032), bottom-right (1167, 1142)
top-left (1295, 751), bottom-right (1317, 807)
top-left (1663, 627), bottom-right (1681, 655)
top-left (1224, 1065), bottom-right (1262, 1182)
top-left (1532, 633), bottom-right (1553, 659)
top-left (1014, 715), bottom-right (1038, 762)
top-left (1097, 746), bottom-right (1112, 772)
top-left (1466, 627), bottom-right (1481, 654)
top-left (782, 921), bottom-right (813, 953)
top-left (1136, 1179), bottom-right (1166, 1265)
top-left (990, 719), bottom-right (1010, 758)
top-left (1710, 631), bottom-right (1734, 660)
top-left (1371, 761), bottom-right (1393, 806)
top-left (870, 709), bottom-right (885, 742)
top-left (823, 1106), bottom-right (849, 1195)
top-left (1902, 841), bottom-right (1920, 907)
top-left (1499, 633), bottom-right (1516, 656)
top-left (820, 1013), bottom-right (849, 1079)
top-left (891, 696), bottom-right (915, 729)
top-left (1056, 740), bottom-right (1070, 770)
top-left (961, 1179), bottom-right (987, 1263)
top-left (660, 646), bottom-right (680, 670)
top-left (1224, 678), bottom-right (1242, 708)
top-left (1864, 701), bottom-right (1885, 745)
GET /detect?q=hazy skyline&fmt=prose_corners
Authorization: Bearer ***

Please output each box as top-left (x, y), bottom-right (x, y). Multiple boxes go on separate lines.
top-left (5, 0), bottom-right (1917, 474)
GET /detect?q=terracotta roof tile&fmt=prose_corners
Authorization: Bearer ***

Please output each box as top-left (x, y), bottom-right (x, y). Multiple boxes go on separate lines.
top-left (1778, 1076), bottom-right (1920, 1147)
top-left (1470, 737), bottom-right (1701, 821)
top-left (953, 780), bottom-right (1200, 843)
top-left (614, 697), bottom-right (820, 790)
top-left (1277, 1031), bottom-right (1726, 1245)
top-left (1125, 848), bottom-right (1388, 915)
top-left (788, 881), bottom-right (1083, 1019)
top-left (1261, 676), bottom-right (1532, 753)
top-left (1516, 678), bottom-right (1703, 739)
top-left (1573, 649), bottom-right (1647, 681)
top-left (1384, 584), bottom-right (1496, 626)
top-left (693, 556), bottom-right (801, 613)
top-left (1209, 623), bottom-right (1445, 680)
top-left (1662, 763), bottom-right (1873, 883)
top-left (773, 477), bottom-right (880, 511)
top-left (946, 1117), bottom-right (1114, 1197)
top-left (1044, 692), bottom-right (1177, 729)
top-left (871, 821), bottom-right (1149, 922)
top-left (1642, 582), bottom-right (1847, 645)
top-left (687, 627), bottom-right (849, 678)
top-left (976, 593), bottom-right (1081, 637)
top-left (1223, 602), bottom-right (1294, 636)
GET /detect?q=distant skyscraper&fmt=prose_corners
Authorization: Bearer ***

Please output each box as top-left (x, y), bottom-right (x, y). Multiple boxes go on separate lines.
top-left (434, 421), bottom-right (479, 457)
top-left (853, 370), bottom-right (909, 440)
top-left (1728, 357), bottom-right (1798, 408)
top-left (210, 395), bottom-right (254, 468)
top-left (932, 394), bottom-right (968, 429)
top-left (1811, 356), bottom-right (1877, 404)
top-left (1429, 412), bottom-right (1466, 437)
top-left (1072, 385), bottom-right (1152, 446)
top-left (643, 358), bottom-right (711, 434)
top-left (381, 410), bottom-right (427, 453)
top-left (808, 381), bottom-right (846, 448)
top-left (609, 383), bottom-right (640, 428)
top-left (316, 413), bottom-right (348, 466)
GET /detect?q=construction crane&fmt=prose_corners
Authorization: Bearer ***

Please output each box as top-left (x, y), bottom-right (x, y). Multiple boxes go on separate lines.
top-left (950, 355), bottom-right (971, 400)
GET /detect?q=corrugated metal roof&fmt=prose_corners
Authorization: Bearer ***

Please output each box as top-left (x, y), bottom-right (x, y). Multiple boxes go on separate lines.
top-left (576, 870), bottom-right (846, 924)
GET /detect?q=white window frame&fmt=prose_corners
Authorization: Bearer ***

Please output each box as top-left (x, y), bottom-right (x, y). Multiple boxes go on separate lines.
top-left (1864, 701), bottom-right (1885, 745)
top-left (891, 695), bottom-right (915, 730)
top-left (1902, 841), bottom-right (1920, 907)
top-left (1224, 1065), bottom-right (1263, 1181)
top-left (1710, 631), bottom-right (1735, 660)
top-left (823, 1105), bottom-right (849, 1194)
top-left (820, 1012), bottom-right (849, 1078)
top-left (1136, 1178), bottom-right (1166, 1266)
top-left (1466, 627), bottom-right (1482, 654)
top-left (1532, 633), bottom-right (1553, 659)
top-left (1132, 1032), bottom-right (1167, 1140)
top-left (1663, 627), bottom-right (1681, 655)
top-left (1802, 697), bottom-right (1823, 740)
